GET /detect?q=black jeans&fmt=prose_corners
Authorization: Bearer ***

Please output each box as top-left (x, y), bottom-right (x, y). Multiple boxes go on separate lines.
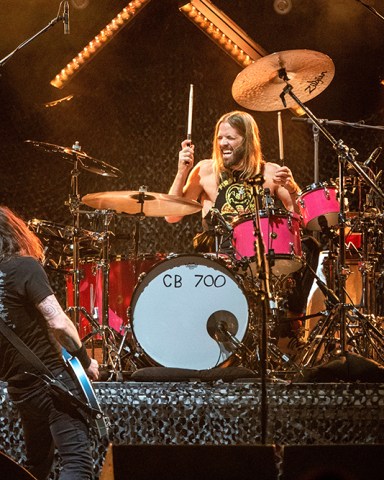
top-left (10, 368), bottom-right (93, 480)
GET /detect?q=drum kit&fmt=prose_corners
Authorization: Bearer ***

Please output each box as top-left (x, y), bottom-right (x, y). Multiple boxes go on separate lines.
top-left (25, 48), bottom-right (384, 379)
top-left (231, 48), bottom-right (384, 372)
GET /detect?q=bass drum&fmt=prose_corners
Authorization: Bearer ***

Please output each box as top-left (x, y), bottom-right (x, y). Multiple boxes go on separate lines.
top-left (130, 254), bottom-right (249, 370)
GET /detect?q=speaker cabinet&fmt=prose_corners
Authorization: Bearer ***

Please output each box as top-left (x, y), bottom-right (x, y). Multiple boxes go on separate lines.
top-left (282, 444), bottom-right (384, 480)
top-left (0, 452), bottom-right (36, 479)
top-left (100, 444), bottom-right (278, 480)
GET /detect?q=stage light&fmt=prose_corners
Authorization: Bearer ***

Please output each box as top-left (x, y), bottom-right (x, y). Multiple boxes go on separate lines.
top-left (50, 0), bottom-right (152, 89)
top-left (179, 0), bottom-right (267, 68)
top-left (273, 0), bottom-right (293, 15)
top-left (44, 95), bottom-right (74, 108)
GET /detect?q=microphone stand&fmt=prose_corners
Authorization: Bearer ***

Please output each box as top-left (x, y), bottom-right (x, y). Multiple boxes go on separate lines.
top-left (0, 9), bottom-right (64, 69)
top-left (246, 173), bottom-right (272, 445)
top-left (355, 0), bottom-right (384, 23)
top-left (291, 116), bottom-right (384, 184)
top-left (280, 70), bottom-right (384, 361)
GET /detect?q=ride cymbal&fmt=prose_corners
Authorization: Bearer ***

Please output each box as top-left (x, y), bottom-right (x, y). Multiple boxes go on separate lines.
top-left (232, 49), bottom-right (335, 111)
top-left (82, 191), bottom-right (202, 217)
top-left (25, 140), bottom-right (123, 177)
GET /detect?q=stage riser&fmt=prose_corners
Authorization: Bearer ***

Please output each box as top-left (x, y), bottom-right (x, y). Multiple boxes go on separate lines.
top-left (1, 381), bottom-right (384, 479)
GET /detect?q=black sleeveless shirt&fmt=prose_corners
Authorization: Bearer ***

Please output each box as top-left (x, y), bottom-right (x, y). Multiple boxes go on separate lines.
top-left (195, 168), bottom-right (274, 252)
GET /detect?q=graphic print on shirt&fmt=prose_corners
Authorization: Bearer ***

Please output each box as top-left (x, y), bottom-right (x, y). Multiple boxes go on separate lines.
top-left (215, 176), bottom-right (256, 221)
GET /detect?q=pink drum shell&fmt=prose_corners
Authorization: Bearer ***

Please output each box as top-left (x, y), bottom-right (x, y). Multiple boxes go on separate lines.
top-left (298, 182), bottom-right (339, 231)
top-left (231, 210), bottom-right (302, 276)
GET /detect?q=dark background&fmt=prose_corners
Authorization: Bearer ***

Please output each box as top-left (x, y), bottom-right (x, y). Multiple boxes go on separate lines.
top-left (1, 0), bottom-right (384, 258)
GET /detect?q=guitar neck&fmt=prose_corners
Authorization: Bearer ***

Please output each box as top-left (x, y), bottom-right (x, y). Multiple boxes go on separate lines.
top-left (62, 349), bottom-right (109, 438)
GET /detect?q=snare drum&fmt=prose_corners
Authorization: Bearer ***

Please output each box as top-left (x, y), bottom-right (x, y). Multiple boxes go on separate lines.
top-left (297, 182), bottom-right (339, 231)
top-left (231, 210), bottom-right (303, 276)
top-left (130, 254), bottom-right (249, 370)
top-left (66, 254), bottom-right (163, 338)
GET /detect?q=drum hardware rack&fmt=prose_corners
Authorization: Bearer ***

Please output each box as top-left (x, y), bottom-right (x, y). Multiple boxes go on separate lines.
top-left (277, 71), bottom-right (384, 370)
top-left (61, 146), bottom-right (126, 377)
top-left (71, 211), bottom-right (139, 380)
top-left (294, 237), bottom-right (384, 369)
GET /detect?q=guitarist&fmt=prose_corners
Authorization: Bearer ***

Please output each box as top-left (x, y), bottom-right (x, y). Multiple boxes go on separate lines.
top-left (0, 206), bottom-right (99, 480)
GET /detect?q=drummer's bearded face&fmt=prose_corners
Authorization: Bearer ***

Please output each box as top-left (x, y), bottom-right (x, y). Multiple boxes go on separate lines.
top-left (218, 123), bottom-right (245, 170)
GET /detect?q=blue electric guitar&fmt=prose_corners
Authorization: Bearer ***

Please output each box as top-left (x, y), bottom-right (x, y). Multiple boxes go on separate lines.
top-left (62, 349), bottom-right (109, 438)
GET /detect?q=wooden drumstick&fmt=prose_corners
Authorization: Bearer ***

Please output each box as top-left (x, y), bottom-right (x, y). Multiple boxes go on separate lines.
top-left (278, 111), bottom-right (284, 166)
top-left (187, 83), bottom-right (194, 142)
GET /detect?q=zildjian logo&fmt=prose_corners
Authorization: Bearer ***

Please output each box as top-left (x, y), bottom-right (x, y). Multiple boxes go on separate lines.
top-left (305, 71), bottom-right (327, 94)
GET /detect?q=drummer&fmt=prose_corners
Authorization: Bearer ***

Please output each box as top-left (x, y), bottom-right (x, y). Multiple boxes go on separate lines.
top-left (167, 110), bottom-right (300, 221)
top-left (166, 110), bottom-right (318, 357)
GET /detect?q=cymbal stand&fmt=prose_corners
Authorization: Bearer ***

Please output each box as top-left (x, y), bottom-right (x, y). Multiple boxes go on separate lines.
top-left (106, 187), bottom-right (149, 376)
top-left (65, 145), bottom-right (120, 375)
top-left (296, 257), bottom-right (384, 367)
top-left (66, 146), bottom-right (83, 331)
top-left (80, 209), bottom-right (134, 375)
top-left (357, 192), bottom-right (384, 317)
top-left (98, 210), bottom-right (114, 366)
top-left (279, 71), bottom-right (384, 360)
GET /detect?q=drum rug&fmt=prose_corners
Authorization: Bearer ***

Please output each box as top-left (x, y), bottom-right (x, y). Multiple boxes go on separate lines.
top-left (299, 352), bottom-right (384, 382)
top-left (131, 366), bottom-right (258, 382)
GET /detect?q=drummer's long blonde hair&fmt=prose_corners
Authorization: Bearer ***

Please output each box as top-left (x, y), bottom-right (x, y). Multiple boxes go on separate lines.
top-left (212, 111), bottom-right (264, 182)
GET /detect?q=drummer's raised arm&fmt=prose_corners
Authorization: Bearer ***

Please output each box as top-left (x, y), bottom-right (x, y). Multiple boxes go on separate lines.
top-left (269, 164), bottom-right (301, 214)
top-left (166, 140), bottom-right (201, 223)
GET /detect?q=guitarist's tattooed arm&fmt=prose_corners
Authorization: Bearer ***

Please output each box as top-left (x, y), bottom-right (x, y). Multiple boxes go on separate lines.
top-left (37, 294), bottom-right (99, 381)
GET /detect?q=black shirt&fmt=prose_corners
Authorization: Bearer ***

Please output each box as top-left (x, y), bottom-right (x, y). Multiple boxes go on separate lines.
top-left (0, 256), bottom-right (63, 394)
top-left (214, 172), bottom-right (257, 223)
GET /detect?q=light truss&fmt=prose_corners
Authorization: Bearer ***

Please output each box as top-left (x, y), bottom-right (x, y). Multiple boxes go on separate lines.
top-left (50, 0), bottom-right (152, 89)
top-left (179, 0), bottom-right (267, 68)
top-left (181, 1), bottom-right (304, 116)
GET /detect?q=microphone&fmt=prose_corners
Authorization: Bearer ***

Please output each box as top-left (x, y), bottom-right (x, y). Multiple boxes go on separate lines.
top-left (264, 188), bottom-right (274, 209)
top-left (318, 214), bottom-right (331, 236)
top-left (210, 208), bottom-right (232, 233)
top-left (63, 1), bottom-right (70, 35)
top-left (206, 310), bottom-right (238, 343)
top-left (363, 146), bottom-right (382, 167)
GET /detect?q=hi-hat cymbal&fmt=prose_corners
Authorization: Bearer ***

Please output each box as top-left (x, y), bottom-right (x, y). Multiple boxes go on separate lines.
top-left (28, 218), bottom-right (98, 243)
top-left (232, 49), bottom-right (335, 111)
top-left (82, 191), bottom-right (202, 217)
top-left (25, 140), bottom-right (123, 177)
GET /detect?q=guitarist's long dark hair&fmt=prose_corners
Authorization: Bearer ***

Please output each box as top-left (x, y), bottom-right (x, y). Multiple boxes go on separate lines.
top-left (0, 206), bottom-right (44, 263)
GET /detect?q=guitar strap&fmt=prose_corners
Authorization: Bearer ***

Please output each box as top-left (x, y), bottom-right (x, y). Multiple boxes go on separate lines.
top-left (0, 315), bottom-right (97, 417)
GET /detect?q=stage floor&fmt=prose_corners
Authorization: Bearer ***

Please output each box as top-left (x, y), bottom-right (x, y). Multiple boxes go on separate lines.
top-left (1, 380), bottom-right (384, 478)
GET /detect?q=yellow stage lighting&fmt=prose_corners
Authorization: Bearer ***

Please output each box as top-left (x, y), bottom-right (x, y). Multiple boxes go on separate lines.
top-left (50, 0), bottom-right (152, 89)
top-left (179, 0), bottom-right (267, 68)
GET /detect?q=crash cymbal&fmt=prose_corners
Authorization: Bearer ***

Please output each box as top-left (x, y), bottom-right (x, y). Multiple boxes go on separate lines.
top-left (25, 140), bottom-right (123, 177)
top-left (232, 49), bottom-right (335, 111)
top-left (82, 191), bottom-right (202, 217)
